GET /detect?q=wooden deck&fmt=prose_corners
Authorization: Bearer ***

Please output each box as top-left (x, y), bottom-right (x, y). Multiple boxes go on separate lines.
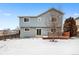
top-left (43, 32), bottom-right (70, 39)
top-left (43, 36), bottom-right (69, 39)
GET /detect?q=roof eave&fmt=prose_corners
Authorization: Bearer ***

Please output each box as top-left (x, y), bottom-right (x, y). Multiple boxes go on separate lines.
top-left (37, 8), bottom-right (64, 17)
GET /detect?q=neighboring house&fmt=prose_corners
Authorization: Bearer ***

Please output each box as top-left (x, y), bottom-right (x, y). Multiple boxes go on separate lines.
top-left (75, 17), bottom-right (79, 32)
top-left (18, 8), bottom-right (64, 38)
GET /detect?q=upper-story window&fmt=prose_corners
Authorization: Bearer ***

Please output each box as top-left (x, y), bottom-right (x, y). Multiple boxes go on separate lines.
top-left (38, 19), bottom-right (40, 21)
top-left (51, 29), bottom-right (56, 32)
top-left (52, 17), bottom-right (56, 22)
top-left (38, 18), bottom-right (41, 21)
top-left (24, 18), bottom-right (29, 22)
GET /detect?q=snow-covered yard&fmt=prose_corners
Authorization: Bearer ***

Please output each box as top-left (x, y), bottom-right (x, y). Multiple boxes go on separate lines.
top-left (0, 38), bottom-right (79, 55)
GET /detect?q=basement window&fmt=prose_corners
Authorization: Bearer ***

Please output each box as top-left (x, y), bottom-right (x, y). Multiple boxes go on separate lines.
top-left (25, 28), bottom-right (29, 31)
top-left (24, 18), bottom-right (29, 22)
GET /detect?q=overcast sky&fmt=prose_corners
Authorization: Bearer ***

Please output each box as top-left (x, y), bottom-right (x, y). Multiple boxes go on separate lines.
top-left (0, 3), bottom-right (79, 30)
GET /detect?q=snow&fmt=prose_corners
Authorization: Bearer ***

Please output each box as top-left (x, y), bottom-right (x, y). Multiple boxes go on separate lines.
top-left (0, 38), bottom-right (79, 55)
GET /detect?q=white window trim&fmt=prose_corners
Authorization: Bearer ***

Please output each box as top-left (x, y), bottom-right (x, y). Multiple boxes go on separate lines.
top-left (24, 18), bottom-right (29, 22)
top-left (25, 28), bottom-right (29, 31)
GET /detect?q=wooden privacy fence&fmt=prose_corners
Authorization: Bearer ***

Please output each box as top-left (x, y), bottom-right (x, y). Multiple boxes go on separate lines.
top-left (0, 30), bottom-right (20, 40)
top-left (0, 33), bottom-right (20, 40)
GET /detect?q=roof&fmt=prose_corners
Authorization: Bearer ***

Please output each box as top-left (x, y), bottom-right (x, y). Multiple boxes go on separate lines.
top-left (18, 8), bottom-right (64, 18)
top-left (18, 16), bottom-right (37, 18)
top-left (75, 17), bottom-right (79, 20)
top-left (38, 8), bottom-right (64, 17)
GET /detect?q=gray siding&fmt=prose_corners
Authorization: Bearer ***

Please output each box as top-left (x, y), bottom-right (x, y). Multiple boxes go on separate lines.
top-left (19, 9), bottom-right (63, 38)
top-left (20, 28), bottom-right (36, 38)
top-left (20, 27), bottom-right (51, 38)
top-left (20, 13), bottom-right (62, 28)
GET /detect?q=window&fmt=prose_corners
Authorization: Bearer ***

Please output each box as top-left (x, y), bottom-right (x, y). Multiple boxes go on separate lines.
top-left (52, 17), bottom-right (56, 22)
top-left (24, 18), bottom-right (29, 22)
top-left (38, 18), bottom-right (41, 21)
top-left (25, 28), bottom-right (29, 31)
top-left (37, 29), bottom-right (41, 35)
top-left (51, 29), bottom-right (56, 32)
top-left (39, 19), bottom-right (40, 20)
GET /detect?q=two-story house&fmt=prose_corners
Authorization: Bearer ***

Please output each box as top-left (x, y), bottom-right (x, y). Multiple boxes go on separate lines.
top-left (18, 8), bottom-right (64, 38)
top-left (75, 17), bottom-right (79, 32)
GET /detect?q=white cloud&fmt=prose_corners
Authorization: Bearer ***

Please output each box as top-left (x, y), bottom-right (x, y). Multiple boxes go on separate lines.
top-left (3, 13), bottom-right (12, 16)
top-left (65, 13), bottom-right (79, 19)
top-left (73, 13), bottom-right (79, 18)
top-left (0, 9), bottom-right (12, 16)
top-left (0, 10), bottom-right (2, 12)
top-left (74, 13), bottom-right (79, 16)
